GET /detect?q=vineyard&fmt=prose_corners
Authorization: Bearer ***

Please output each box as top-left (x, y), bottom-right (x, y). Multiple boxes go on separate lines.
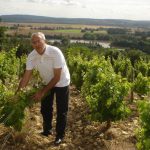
top-left (0, 44), bottom-right (150, 150)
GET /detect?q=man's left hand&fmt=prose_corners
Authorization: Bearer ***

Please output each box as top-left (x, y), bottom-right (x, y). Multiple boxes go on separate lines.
top-left (32, 89), bottom-right (45, 101)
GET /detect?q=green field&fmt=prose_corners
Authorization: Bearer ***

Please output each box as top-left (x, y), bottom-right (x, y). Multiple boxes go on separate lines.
top-left (2, 22), bottom-right (108, 38)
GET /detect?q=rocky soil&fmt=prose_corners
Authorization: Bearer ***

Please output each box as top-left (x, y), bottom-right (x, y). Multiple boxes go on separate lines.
top-left (0, 86), bottom-right (138, 150)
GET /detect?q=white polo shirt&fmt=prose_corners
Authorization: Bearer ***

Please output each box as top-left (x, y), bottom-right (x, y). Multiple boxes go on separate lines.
top-left (26, 44), bottom-right (70, 87)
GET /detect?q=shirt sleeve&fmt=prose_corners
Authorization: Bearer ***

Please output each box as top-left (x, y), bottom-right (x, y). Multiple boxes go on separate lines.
top-left (53, 49), bottom-right (65, 68)
top-left (26, 54), bottom-right (35, 70)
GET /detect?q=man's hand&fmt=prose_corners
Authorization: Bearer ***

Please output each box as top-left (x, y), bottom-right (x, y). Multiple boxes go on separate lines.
top-left (17, 70), bottom-right (32, 95)
top-left (32, 89), bottom-right (45, 101)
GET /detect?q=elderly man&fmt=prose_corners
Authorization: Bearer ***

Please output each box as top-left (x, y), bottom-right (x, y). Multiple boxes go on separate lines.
top-left (17, 32), bottom-right (70, 146)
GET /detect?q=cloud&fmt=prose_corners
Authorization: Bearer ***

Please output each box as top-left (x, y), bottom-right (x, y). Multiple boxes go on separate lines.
top-left (0, 0), bottom-right (17, 1)
top-left (27, 0), bottom-right (42, 2)
top-left (62, 0), bottom-right (80, 6)
top-left (27, 0), bottom-right (83, 7)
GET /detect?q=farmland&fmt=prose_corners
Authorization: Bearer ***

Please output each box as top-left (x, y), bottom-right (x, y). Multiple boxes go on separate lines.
top-left (0, 22), bottom-right (108, 38)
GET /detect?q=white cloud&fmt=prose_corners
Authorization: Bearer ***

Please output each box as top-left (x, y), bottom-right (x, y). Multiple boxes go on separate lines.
top-left (62, 0), bottom-right (81, 6)
top-left (26, 0), bottom-right (83, 7)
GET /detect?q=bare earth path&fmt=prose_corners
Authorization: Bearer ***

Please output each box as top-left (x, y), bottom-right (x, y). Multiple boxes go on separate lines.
top-left (0, 86), bottom-right (138, 150)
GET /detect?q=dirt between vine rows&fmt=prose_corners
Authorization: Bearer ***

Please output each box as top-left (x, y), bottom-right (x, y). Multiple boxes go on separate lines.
top-left (0, 86), bottom-right (138, 150)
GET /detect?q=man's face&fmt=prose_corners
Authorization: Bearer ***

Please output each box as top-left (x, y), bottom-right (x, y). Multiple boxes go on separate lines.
top-left (31, 35), bottom-right (45, 55)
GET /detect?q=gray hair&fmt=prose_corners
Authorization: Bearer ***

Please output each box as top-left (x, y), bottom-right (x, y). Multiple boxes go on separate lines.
top-left (31, 32), bottom-right (46, 40)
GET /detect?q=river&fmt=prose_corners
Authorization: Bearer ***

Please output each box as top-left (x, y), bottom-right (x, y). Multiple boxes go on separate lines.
top-left (49, 39), bottom-right (110, 48)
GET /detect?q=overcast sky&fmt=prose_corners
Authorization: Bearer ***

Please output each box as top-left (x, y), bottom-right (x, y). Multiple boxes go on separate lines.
top-left (0, 0), bottom-right (150, 20)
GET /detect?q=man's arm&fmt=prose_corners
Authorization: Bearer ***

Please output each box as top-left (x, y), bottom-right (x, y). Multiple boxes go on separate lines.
top-left (33, 68), bottom-right (61, 101)
top-left (17, 70), bottom-right (33, 92)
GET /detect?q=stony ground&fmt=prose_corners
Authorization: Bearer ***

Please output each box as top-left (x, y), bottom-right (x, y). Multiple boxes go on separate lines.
top-left (0, 86), bottom-right (138, 150)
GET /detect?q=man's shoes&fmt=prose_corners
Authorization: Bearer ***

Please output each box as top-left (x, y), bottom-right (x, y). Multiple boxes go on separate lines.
top-left (54, 137), bottom-right (63, 146)
top-left (40, 130), bottom-right (53, 137)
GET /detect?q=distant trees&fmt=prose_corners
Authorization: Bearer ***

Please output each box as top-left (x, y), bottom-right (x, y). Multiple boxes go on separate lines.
top-left (135, 31), bottom-right (150, 37)
top-left (61, 36), bottom-right (70, 47)
top-left (83, 32), bottom-right (96, 40)
top-left (0, 26), bottom-right (7, 50)
top-left (107, 28), bottom-right (129, 34)
top-left (83, 32), bottom-right (110, 41)
top-left (111, 39), bottom-right (150, 54)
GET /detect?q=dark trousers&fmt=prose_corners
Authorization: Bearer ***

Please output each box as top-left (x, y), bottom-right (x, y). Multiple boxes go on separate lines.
top-left (41, 86), bottom-right (69, 138)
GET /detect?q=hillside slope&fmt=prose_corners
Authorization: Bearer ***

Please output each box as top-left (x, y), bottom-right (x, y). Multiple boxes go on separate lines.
top-left (1, 14), bottom-right (150, 28)
top-left (0, 86), bottom-right (138, 150)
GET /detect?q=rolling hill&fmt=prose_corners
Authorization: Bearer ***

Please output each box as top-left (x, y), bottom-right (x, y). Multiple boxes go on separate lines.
top-left (1, 14), bottom-right (150, 28)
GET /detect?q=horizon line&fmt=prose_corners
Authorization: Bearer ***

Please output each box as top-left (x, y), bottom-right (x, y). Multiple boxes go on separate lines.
top-left (1, 14), bottom-right (150, 22)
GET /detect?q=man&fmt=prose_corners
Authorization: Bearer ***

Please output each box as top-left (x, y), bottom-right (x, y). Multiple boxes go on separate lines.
top-left (17, 32), bottom-right (70, 146)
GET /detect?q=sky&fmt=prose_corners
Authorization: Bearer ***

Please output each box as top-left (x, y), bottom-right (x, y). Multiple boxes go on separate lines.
top-left (0, 0), bottom-right (150, 21)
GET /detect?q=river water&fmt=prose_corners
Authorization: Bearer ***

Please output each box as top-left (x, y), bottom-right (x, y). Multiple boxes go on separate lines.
top-left (49, 39), bottom-right (110, 48)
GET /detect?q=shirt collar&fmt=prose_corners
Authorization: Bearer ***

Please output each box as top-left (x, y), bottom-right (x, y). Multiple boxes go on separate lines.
top-left (34, 44), bottom-right (49, 56)
top-left (44, 44), bottom-right (49, 56)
